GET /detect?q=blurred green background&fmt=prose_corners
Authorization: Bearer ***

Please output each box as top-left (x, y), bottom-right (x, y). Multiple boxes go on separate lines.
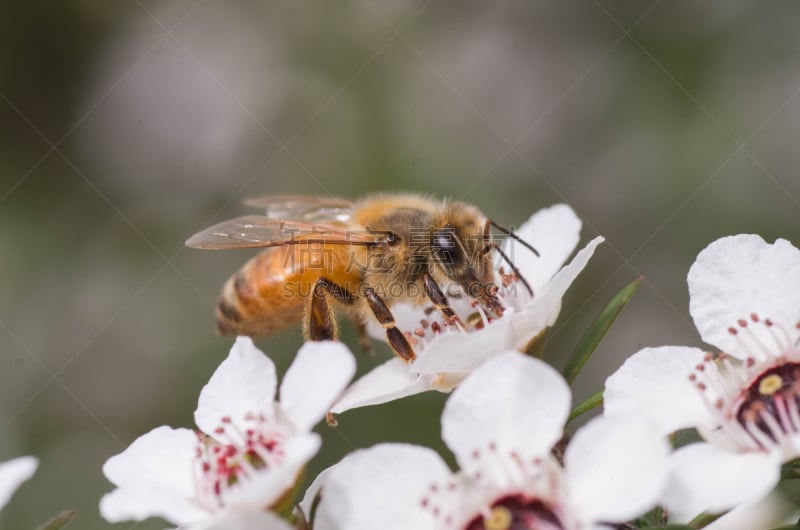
top-left (1, 1), bottom-right (799, 528)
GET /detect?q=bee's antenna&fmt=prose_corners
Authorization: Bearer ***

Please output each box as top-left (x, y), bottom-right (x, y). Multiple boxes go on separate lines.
top-left (482, 242), bottom-right (533, 296)
top-left (488, 220), bottom-right (539, 257)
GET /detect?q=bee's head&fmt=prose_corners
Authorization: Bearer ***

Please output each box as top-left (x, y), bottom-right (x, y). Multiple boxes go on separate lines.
top-left (430, 203), bottom-right (499, 308)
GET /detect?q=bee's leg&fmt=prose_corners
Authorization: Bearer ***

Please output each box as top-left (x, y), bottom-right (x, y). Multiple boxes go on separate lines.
top-left (307, 277), bottom-right (355, 341)
top-left (363, 287), bottom-right (416, 363)
top-left (423, 274), bottom-right (463, 327)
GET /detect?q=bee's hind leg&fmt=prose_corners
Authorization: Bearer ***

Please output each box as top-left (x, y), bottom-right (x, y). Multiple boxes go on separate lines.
top-left (307, 277), bottom-right (355, 341)
top-left (363, 287), bottom-right (416, 363)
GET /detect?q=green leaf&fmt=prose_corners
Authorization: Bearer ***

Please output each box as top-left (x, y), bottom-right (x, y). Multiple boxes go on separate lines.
top-left (639, 526), bottom-right (694, 530)
top-left (562, 276), bottom-right (643, 384)
top-left (567, 389), bottom-right (603, 424)
top-left (36, 509), bottom-right (76, 530)
top-left (688, 512), bottom-right (722, 528)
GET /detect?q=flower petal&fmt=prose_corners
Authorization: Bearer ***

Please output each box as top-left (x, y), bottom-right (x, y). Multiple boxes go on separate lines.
top-left (299, 465), bottom-right (336, 530)
top-left (511, 236), bottom-right (604, 348)
top-left (222, 433), bottom-right (321, 510)
top-left (320, 443), bottom-right (451, 530)
top-left (688, 235), bottom-right (800, 358)
top-left (195, 337), bottom-right (277, 436)
top-left (604, 346), bottom-right (715, 435)
top-left (198, 510), bottom-right (294, 530)
top-left (702, 490), bottom-right (797, 530)
top-left (329, 358), bottom-right (432, 414)
top-left (662, 442), bottom-right (781, 522)
top-left (504, 204), bottom-right (582, 294)
top-left (565, 415), bottom-right (669, 525)
top-left (100, 426), bottom-right (205, 524)
top-left (280, 341), bottom-right (356, 431)
top-left (412, 314), bottom-right (514, 374)
top-left (0, 456), bottom-right (37, 511)
top-left (442, 352), bottom-right (570, 470)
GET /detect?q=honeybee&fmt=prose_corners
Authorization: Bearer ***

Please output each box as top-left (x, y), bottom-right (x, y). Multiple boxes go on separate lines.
top-left (186, 193), bottom-right (537, 363)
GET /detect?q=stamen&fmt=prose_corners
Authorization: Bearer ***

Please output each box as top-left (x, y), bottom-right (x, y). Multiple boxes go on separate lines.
top-left (484, 506), bottom-right (513, 530)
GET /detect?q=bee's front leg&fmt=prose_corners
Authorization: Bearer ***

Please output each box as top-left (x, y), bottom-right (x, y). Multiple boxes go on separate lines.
top-left (307, 277), bottom-right (354, 341)
top-left (423, 273), bottom-right (463, 327)
top-left (363, 287), bottom-right (416, 363)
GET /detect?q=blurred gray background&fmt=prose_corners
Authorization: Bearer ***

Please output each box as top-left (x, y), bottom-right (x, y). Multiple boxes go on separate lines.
top-left (1, 1), bottom-right (799, 528)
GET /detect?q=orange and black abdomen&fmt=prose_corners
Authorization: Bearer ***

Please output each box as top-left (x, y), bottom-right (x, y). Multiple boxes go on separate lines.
top-left (216, 243), bottom-right (367, 337)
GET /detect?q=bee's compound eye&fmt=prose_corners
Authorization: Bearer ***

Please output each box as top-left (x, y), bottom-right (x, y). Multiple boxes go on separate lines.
top-left (432, 228), bottom-right (456, 251)
top-left (432, 227), bottom-right (459, 267)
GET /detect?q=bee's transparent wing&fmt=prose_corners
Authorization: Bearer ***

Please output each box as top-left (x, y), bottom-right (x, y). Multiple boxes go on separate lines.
top-left (185, 215), bottom-right (388, 249)
top-left (243, 195), bottom-right (355, 224)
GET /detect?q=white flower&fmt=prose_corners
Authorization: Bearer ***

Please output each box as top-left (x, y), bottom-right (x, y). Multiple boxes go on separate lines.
top-left (604, 234), bottom-right (800, 521)
top-left (331, 204), bottom-right (604, 414)
top-left (307, 352), bottom-right (669, 530)
top-left (0, 456), bottom-right (37, 511)
top-left (100, 337), bottom-right (355, 529)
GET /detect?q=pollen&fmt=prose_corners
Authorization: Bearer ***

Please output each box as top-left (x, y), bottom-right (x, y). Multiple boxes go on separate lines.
top-left (484, 506), bottom-right (513, 530)
top-left (759, 374), bottom-right (784, 396)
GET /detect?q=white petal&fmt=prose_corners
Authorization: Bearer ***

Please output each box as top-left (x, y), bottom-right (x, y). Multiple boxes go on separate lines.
top-left (688, 235), bottom-right (800, 358)
top-left (565, 415), bottom-right (669, 525)
top-left (442, 352), bottom-right (570, 470)
top-left (320, 443), bottom-right (450, 530)
top-left (504, 204), bottom-right (582, 294)
top-left (604, 346), bottom-right (715, 435)
top-left (329, 358), bottom-right (432, 414)
top-left (195, 337), bottom-right (277, 436)
top-left (412, 315), bottom-right (514, 374)
top-left (100, 487), bottom-right (206, 525)
top-left (511, 236), bottom-right (604, 348)
top-left (100, 426), bottom-right (205, 524)
top-left (298, 465), bottom-right (337, 530)
top-left (662, 443), bottom-right (781, 522)
top-left (222, 433), bottom-right (321, 510)
top-left (198, 510), bottom-right (294, 530)
top-left (0, 456), bottom-right (37, 511)
top-left (280, 341), bottom-right (356, 431)
top-left (703, 491), bottom-right (797, 530)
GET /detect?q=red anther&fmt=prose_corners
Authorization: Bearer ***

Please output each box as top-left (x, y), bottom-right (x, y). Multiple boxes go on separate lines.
top-left (697, 383), bottom-right (707, 391)
top-left (421, 498), bottom-right (429, 507)
top-left (751, 313), bottom-right (760, 322)
top-left (747, 358), bottom-right (756, 367)
top-left (716, 399), bottom-right (724, 409)
top-left (221, 416), bottom-right (232, 423)
top-left (214, 427), bottom-right (225, 435)
top-left (448, 482), bottom-right (457, 490)
top-left (414, 328), bottom-right (426, 337)
top-left (766, 319), bottom-right (774, 326)
top-left (696, 364), bottom-right (706, 371)
top-left (689, 374), bottom-right (697, 381)
top-left (472, 450), bottom-right (480, 459)
top-left (738, 319), bottom-right (747, 327)
top-left (420, 319), bottom-right (429, 329)
top-left (430, 484), bottom-right (438, 492)
top-left (431, 321), bottom-right (442, 334)
top-left (489, 442), bottom-right (497, 451)
top-left (728, 327), bottom-right (738, 335)
top-left (704, 352), bottom-right (713, 362)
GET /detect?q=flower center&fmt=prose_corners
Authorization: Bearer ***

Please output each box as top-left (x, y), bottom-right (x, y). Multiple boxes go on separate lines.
top-left (736, 362), bottom-right (800, 445)
top-left (689, 314), bottom-right (800, 452)
top-left (401, 274), bottom-right (524, 350)
top-left (193, 413), bottom-right (286, 509)
top-left (464, 496), bottom-right (564, 530)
